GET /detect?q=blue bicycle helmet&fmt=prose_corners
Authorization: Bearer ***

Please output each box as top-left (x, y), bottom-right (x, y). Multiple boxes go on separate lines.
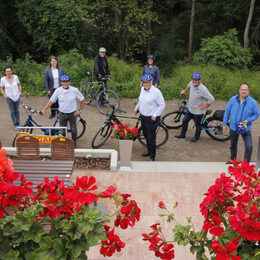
top-left (236, 122), bottom-right (248, 135)
top-left (141, 74), bottom-right (153, 82)
top-left (192, 73), bottom-right (202, 79)
top-left (60, 74), bottom-right (71, 81)
top-left (147, 54), bottom-right (155, 59)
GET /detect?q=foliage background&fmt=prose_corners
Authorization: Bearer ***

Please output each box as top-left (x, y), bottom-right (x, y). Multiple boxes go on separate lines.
top-left (0, 0), bottom-right (259, 101)
top-left (0, 49), bottom-right (259, 101)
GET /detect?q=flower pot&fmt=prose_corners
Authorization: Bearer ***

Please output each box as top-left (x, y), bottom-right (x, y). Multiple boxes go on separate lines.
top-left (118, 139), bottom-right (133, 169)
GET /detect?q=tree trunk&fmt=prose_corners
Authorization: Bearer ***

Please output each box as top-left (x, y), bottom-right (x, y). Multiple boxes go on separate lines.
top-left (147, 20), bottom-right (151, 55)
top-left (188, 0), bottom-right (196, 64)
top-left (244, 0), bottom-right (255, 49)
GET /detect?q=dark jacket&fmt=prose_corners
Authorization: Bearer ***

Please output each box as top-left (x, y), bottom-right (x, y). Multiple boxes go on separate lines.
top-left (94, 55), bottom-right (110, 80)
top-left (44, 67), bottom-right (64, 92)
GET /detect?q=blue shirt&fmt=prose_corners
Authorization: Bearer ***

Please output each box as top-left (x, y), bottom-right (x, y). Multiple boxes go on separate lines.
top-left (50, 86), bottom-right (84, 113)
top-left (142, 65), bottom-right (160, 86)
top-left (135, 85), bottom-right (165, 117)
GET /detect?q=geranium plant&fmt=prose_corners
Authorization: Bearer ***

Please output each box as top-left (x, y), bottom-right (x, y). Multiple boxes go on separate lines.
top-left (110, 122), bottom-right (139, 140)
top-left (0, 148), bottom-right (141, 259)
top-left (143, 160), bottom-right (260, 260)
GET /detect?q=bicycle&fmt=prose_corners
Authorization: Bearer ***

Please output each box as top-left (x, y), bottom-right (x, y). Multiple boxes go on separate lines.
top-left (161, 95), bottom-right (230, 142)
top-left (80, 71), bottom-right (120, 115)
top-left (91, 105), bottom-right (169, 149)
top-left (12, 102), bottom-right (86, 147)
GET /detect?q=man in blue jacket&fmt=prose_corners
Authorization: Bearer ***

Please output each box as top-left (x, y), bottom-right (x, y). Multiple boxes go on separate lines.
top-left (223, 83), bottom-right (259, 163)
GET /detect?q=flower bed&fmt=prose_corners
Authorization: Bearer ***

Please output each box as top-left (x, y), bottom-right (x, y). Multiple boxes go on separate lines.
top-left (8, 155), bottom-right (110, 170)
top-left (0, 148), bottom-right (140, 259)
top-left (143, 160), bottom-right (260, 260)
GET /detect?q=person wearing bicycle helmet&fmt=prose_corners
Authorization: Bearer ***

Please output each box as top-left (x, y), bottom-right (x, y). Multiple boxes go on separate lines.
top-left (0, 67), bottom-right (22, 131)
top-left (94, 47), bottom-right (111, 105)
top-left (134, 74), bottom-right (165, 161)
top-left (41, 74), bottom-right (85, 147)
top-left (141, 54), bottom-right (160, 87)
top-left (223, 83), bottom-right (259, 164)
top-left (175, 72), bottom-right (214, 143)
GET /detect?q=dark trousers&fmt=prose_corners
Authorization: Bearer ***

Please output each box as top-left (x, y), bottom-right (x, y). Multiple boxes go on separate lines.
top-left (6, 97), bottom-right (20, 126)
top-left (141, 115), bottom-right (160, 160)
top-left (229, 129), bottom-right (253, 163)
top-left (59, 112), bottom-right (77, 143)
top-left (180, 110), bottom-right (203, 140)
top-left (48, 90), bottom-right (59, 115)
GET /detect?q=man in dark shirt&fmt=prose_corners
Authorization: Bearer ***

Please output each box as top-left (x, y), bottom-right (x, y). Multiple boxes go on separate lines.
top-left (94, 47), bottom-right (110, 105)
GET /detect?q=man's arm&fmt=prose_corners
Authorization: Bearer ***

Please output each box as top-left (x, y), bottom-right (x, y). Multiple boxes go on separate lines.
top-left (180, 86), bottom-right (190, 95)
top-left (41, 100), bottom-right (53, 115)
top-left (74, 98), bottom-right (85, 117)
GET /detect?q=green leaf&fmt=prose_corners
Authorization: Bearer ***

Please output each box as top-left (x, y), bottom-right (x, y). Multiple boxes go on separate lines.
top-left (23, 224), bottom-right (46, 243)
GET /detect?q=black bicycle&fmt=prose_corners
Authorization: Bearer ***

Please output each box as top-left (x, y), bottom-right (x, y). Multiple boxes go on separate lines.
top-left (91, 106), bottom-right (169, 149)
top-left (161, 95), bottom-right (230, 142)
top-left (12, 102), bottom-right (86, 147)
top-left (80, 71), bottom-right (120, 115)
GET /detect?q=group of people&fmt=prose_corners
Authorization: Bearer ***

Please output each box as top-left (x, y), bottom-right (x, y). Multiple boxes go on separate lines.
top-left (0, 48), bottom-right (259, 163)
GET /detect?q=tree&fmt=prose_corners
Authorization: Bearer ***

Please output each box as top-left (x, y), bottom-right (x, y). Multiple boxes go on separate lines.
top-left (188, 0), bottom-right (196, 64)
top-left (77, 0), bottom-right (159, 61)
top-left (244, 0), bottom-right (256, 48)
top-left (15, 0), bottom-right (85, 61)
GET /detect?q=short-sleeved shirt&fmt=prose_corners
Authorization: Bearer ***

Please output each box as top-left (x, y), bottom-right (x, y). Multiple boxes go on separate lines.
top-left (50, 86), bottom-right (84, 113)
top-left (0, 75), bottom-right (20, 102)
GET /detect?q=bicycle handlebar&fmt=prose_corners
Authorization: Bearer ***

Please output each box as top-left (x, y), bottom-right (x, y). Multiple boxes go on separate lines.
top-left (21, 102), bottom-right (38, 114)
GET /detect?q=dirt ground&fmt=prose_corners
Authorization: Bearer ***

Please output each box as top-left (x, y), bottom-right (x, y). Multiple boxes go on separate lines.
top-left (0, 96), bottom-right (259, 162)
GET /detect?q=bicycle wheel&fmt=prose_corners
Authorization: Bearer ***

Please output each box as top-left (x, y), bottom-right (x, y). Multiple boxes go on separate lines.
top-left (204, 117), bottom-right (230, 142)
top-left (137, 123), bottom-right (169, 148)
top-left (161, 110), bottom-right (185, 129)
top-left (12, 122), bottom-right (34, 147)
top-left (96, 89), bottom-right (120, 115)
top-left (80, 80), bottom-right (92, 105)
top-left (76, 118), bottom-right (87, 140)
top-left (92, 123), bottom-right (112, 148)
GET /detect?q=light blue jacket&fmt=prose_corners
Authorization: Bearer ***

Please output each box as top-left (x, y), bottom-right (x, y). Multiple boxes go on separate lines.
top-left (223, 95), bottom-right (259, 131)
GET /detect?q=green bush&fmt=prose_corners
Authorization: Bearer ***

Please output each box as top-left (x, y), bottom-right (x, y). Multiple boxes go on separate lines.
top-left (159, 65), bottom-right (260, 101)
top-left (193, 29), bottom-right (253, 70)
top-left (0, 52), bottom-right (259, 102)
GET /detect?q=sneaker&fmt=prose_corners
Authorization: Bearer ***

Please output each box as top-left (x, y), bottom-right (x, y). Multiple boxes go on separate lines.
top-left (190, 138), bottom-right (200, 143)
top-left (226, 161), bottom-right (232, 165)
top-left (14, 126), bottom-right (18, 131)
top-left (174, 135), bottom-right (185, 140)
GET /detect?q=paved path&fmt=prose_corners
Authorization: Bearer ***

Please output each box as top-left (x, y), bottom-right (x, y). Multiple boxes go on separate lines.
top-left (72, 162), bottom-right (233, 260)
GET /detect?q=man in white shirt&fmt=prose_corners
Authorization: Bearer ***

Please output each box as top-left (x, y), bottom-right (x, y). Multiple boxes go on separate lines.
top-left (41, 75), bottom-right (85, 146)
top-left (134, 74), bottom-right (166, 161)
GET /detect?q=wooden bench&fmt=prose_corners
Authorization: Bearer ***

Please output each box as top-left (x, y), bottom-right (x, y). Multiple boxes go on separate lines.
top-left (13, 160), bottom-right (74, 192)
top-left (51, 137), bottom-right (75, 160)
top-left (13, 136), bottom-right (75, 192)
top-left (16, 135), bottom-right (40, 160)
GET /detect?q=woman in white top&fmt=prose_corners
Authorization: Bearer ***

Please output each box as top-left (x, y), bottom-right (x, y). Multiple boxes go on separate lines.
top-left (44, 56), bottom-right (64, 119)
top-left (0, 67), bottom-right (22, 130)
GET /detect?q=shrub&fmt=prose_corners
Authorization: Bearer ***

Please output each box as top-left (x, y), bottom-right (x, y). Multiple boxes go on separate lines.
top-left (193, 29), bottom-right (253, 70)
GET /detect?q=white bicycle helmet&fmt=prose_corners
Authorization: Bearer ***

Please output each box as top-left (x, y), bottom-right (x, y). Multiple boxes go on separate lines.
top-left (99, 47), bottom-right (107, 52)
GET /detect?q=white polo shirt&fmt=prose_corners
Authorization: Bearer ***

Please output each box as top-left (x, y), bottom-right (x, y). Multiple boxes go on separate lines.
top-left (50, 86), bottom-right (84, 113)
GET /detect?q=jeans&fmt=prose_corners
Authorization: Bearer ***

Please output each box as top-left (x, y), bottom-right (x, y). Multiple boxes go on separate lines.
top-left (141, 115), bottom-right (160, 160)
top-left (180, 110), bottom-right (203, 140)
top-left (6, 97), bottom-right (20, 126)
top-left (59, 112), bottom-right (77, 143)
top-left (229, 129), bottom-right (253, 163)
